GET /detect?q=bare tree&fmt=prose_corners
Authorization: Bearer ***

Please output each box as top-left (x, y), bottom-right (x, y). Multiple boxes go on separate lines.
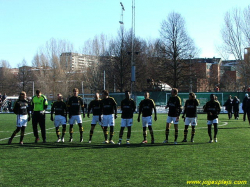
top-left (220, 6), bottom-right (250, 91)
top-left (0, 60), bottom-right (17, 95)
top-left (17, 59), bottom-right (35, 96)
top-left (158, 12), bottom-right (199, 89)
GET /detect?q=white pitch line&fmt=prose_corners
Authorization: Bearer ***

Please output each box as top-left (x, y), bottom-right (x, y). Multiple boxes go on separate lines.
top-left (0, 121), bottom-right (228, 142)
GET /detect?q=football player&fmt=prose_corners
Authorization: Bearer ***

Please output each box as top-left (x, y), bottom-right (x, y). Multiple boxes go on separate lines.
top-left (51, 93), bottom-right (67, 142)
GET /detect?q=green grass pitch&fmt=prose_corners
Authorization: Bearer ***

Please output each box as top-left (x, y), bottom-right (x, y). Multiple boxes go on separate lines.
top-left (0, 113), bottom-right (249, 186)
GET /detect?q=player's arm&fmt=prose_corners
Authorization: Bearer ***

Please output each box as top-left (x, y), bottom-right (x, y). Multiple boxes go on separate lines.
top-left (113, 100), bottom-right (117, 119)
top-left (87, 101), bottom-right (92, 118)
top-left (137, 102), bottom-right (142, 122)
top-left (153, 102), bottom-right (157, 121)
top-left (42, 95), bottom-right (48, 110)
top-left (81, 99), bottom-right (85, 118)
top-left (50, 103), bottom-right (54, 121)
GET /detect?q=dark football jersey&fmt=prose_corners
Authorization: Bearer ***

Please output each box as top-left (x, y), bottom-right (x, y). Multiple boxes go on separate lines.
top-left (184, 99), bottom-right (199, 117)
top-left (167, 96), bottom-right (182, 117)
top-left (88, 99), bottom-right (102, 116)
top-left (67, 96), bottom-right (84, 115)
top-left (101, 97), bottom-right (117, 115)
top-left (13, 99), bottom-right (30, 115)
top-left (204, 100), bottom-right (221, 120)
top-left (138, 99), bottom-right (155, 117)
top-left (121, 98), bottom-right (136, 119)
top-left (51, 101), bottom-right (67, 116)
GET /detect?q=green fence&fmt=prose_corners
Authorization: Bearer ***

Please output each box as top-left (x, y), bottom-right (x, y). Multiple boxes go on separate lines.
top-left (109, 92), bottom-right (249, 107)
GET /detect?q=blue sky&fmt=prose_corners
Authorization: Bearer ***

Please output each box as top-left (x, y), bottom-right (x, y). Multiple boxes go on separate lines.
top-left (1, 0), bottom-right (250, 68)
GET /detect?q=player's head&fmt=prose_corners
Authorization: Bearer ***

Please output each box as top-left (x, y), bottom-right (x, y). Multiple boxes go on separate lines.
top-left (228, 95), bottom-right (232, 99)
top-left (144, 92), bottom-right (150, 99)
top-left (245, 93), bottom-right (249, 97)
top-left (189, 92), bottom-right (196, 100)
top-left (57, 93), bottom-right (63, 101)
top-left (210, 94), bottom-right (215, 101)
top-left (95, 93), bottom-right (100, 100)
top-left (73, 88), bottom-right (79, 96)
top-left (19, 91), bottom-right (26, 100)
top-left (102, 90), bottom-right (109, 99)
top-left (171, 88), bottom-right (178, 96)
top-left (125, 90), bottom-right (130, 99)
top-left (36, 90), bottom-right (41, 97)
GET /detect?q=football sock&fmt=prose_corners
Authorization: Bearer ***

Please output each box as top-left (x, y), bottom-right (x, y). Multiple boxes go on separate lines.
top-left (109, 126), bottom-right (114, 140)
top-left (69, 125), bottom-right (74, 138)
top-left (119, 127), bottom-right (125, 139)
top-left (165, 128), bottom-right (170, 140)
top-left (56, 127), bottom-right (60, 138)
top-left (148, 126), bottom-right (154, 140)
top-left (213, 123), bottom-right (218, 138)
top-left (103, 127), bottom-right (108, 141)
top-left (208, 125), bottom-right (212, 140)
top-left (127, 126), bottom-right (131, 140)
top-left (184, 126), bottom-right (188, 140)
top-left (78, 124), bottom-right (83, 138)
top-left (174, 130), bottom-right (178, 141)
top-left (191, 127), bottom-right (195, 139)
top-left (62, 125), bottom-right (66, 138)
top-left (19, 127), bottom-right (25, 142)
top-left (11, 127), bottom-right (21, 139)
top-left (143, 127), bottom-right (147, 140)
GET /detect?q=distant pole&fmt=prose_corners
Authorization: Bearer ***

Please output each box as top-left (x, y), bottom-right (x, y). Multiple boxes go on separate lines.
top-left (131, 0), bottom-right (136, 96)
top-left (104, 70), bottom-right (106, 90)
top-left (32, 81), bottom-right (34, 96)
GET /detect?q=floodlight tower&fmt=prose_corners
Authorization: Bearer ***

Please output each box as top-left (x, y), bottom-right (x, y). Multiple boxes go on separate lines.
top-left (119, 2), bottom-right (125, 92)
top-left (131, 0), bottom-right (136, 96)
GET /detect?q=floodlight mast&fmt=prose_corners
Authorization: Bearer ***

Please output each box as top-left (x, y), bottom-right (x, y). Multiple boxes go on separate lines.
top-left (131, 0), bottom-right (136, 96)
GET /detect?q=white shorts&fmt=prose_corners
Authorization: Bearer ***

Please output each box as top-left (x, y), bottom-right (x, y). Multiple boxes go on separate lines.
top-left (69, 115), bottom-right (82, 125)
top-left (91, 115), bottom-right (103, 126)
top-left (121, 118), bottom-right (133, 127)
top-left (207, 118), bottom-right (219, 125)
top-left (184, 117), bottom-right (197, 126)
top-left (166, 116), bottom-right (179, 124)
top-left (102, 114), bottom-right (115, 127)
top-left (16, 115), bottom-right (28, 127)
top-left (54, 115), bottom-right (66, 127)
top-left (142, 116), bottom-right (152, 127)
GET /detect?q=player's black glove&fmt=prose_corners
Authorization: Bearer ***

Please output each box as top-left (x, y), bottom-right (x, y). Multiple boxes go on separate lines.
top-left (28, 116), bottom-right (31, 122)
top-left (50, 116), bottom-right (54, 121)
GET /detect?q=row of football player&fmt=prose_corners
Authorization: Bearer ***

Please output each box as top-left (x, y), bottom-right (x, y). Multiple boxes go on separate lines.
top-left (7, 88), bottom-right (221, 145)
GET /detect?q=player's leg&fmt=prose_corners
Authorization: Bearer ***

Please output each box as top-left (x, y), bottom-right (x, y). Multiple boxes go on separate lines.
top-left (89, 124), bottom-right (96, 143)
top-left (142, 127), bottom-right (147, 143)
top-left (213, 123), bottom-right (218, 142)
top-left (20, 126), bottom-right (26, 144)
top-left (109, 115), bottom-right (115, 144)
top-left (69, 124), bottom-right (74, 142)
top-left (148, 125), bottom-right (154, 144)
top-left (182, 125), bottom-right (189, 142)
top-left (55, 126), bottom-right (60, 141)
top-left (191, 126), bottom-right (195, 142)
top-left (126, 126), bottom-right (131, 144)
top-left (78, 123), bottom-right (83, 142)
top-left (174, 123), bottom-right (178, 144)
top-left (8, 127), bottom-right (21, 144)
top-left (207, 121), bottom-right (213, 142)
top-left (141, 117), bottom-right (148, 143)
top-left (61, 125), bottom-right (66, 142)
top-left (118, 126), bottom-right (125, 144)
top-left (38, 112), bottom-right (46, 143)
top-left (32, 112), bottom-right (39, 142)
top-left (103, 126), bottom-right (108, 143)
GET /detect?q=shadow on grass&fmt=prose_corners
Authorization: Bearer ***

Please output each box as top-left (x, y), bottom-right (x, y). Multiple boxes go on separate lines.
top-left (218, 126), bottom-right (250, 130)
top-left (0, 141), bottom-right (208, 149)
